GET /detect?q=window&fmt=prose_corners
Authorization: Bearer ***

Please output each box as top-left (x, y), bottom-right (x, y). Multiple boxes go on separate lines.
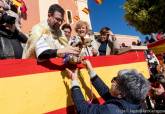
top-left (66, 10), bottom-right (73, 24)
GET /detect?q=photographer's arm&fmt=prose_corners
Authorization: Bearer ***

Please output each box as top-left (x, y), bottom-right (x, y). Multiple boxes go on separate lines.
top-left (83, 60), bottom-right (113, 101)
top-left (66, 69), bottom-right (109, 114)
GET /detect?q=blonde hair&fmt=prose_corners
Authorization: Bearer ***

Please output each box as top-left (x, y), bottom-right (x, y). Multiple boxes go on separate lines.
top-left (74, 20), bottom-right (89, 33)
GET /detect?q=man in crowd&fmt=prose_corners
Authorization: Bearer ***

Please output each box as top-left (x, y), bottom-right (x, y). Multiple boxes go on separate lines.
top-left (66, 60), bottom-right (150, 114)
top-left (61, 23), bottom-right (72, 42)
top-left (0, 0), bottom-right (27, 59)
top-left (22, 4), bottom-right (80, 61)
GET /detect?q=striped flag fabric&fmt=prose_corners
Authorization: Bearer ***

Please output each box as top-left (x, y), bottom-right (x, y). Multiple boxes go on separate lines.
top-left (74, 16), bottom-right (80, 21)
top-left (0, 51), bottom-right (149, 114)
top-left (82, 7), bottom-right (90, 14)
top-left (12, 0), bottom-right (22, 7)
top-left (147, 39), bottom-right (165, 60)
top-left (95, 0), bottom-right (103, 5)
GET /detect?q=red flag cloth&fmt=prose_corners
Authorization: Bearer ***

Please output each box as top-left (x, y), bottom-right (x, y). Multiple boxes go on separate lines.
top-left (95, 0), bottom-right (103, 4)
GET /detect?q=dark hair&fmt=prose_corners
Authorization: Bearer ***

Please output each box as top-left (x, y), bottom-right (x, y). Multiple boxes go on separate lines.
top-left (100, 27), bottom-right (111, 35)
top-left (155, 74), bottom-right (165, 85)
top-left (48, 4), bottom-right (65, 18)
top-left (61, 23), bottom-right (72, 31)
top-left (116, 69), bottom-right (150, 103)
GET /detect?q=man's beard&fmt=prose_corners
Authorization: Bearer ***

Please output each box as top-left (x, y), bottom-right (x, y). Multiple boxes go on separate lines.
top-left (51, 23), bottom-right (60, 31)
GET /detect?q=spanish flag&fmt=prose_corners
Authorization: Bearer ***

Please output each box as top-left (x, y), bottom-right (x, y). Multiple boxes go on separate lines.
top-left (147, 39), bottom-right (165, 60)
top-left (82, 7), bottom-right (90, 14)
top-left (0, 51), bottom-right (149, 114)
top-left (95, 0), bottom-right (103, 5)
top-left (74, 16), bottom-right (80, 21)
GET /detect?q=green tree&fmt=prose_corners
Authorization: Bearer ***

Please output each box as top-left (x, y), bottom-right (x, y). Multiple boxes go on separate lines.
top-left (124, 0), bottom-right (165, 34)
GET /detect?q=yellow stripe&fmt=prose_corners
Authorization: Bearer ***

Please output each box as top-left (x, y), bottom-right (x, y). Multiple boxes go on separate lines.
top-left (150, 44), bottom-right (165, 55)
top-left (0, 62), bottom-right (149, 114)
top-left (12, 0), bottom-right (22, 7)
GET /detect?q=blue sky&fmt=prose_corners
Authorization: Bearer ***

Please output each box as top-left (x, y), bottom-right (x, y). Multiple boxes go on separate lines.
top-left (88, 0), bottom-right (146, 41)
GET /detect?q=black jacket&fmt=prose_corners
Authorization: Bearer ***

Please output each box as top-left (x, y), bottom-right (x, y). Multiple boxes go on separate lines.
top-left (71, 75), bottom-right (143, 114)
top-left (0, 25), bottom-right (27, 59)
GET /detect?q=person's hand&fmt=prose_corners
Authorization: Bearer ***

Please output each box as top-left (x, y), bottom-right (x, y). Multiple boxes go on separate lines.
top-left (152, 83), bottom-right (165, 95)
top-left (65, 68), bottom-right (78, 80)
top-left (92, 48), bottom-right (98, 56)
top-left (57, 46), bottom-right (80, 57)
top-left (82, 59), bottom-right (93, 71)
top-left (108, 30), bottom-right (114, 36)
top-left (108, 30), bottom-right (116, 41)
top-left (111, 35), bottom-right (116, 41)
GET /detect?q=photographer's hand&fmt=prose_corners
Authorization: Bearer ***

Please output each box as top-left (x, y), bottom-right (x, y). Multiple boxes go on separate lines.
top-left (82, 59), bottom-right (96, 78)
top-left (66, 68), bottom-right (79, 88)
top-left (66, 68), bottom-right (78, 80)
top-left (92, 48), bottom-right (98, 56)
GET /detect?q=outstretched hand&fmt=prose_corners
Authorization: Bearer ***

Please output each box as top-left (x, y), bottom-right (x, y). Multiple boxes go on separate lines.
top-left (65, 68), bottom-right (78, 80)
top-left (82, 59), bottom-right (93, 72)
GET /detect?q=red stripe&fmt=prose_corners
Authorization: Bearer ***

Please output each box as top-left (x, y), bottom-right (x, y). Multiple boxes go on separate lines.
top-left (95, 0), bottom-right (102, 4)
top-left (147, 39), bottom-right (165, 48)
top-left (155, 54), bottom-right (163, 60)
top-left (0, 51), bottom-right (146, 78)
top-left (46, 98), bottom-right (104, 114)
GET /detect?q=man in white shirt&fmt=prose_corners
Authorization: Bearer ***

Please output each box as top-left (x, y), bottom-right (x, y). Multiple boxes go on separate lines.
top-left (22, 4), bottom-right (80, 61)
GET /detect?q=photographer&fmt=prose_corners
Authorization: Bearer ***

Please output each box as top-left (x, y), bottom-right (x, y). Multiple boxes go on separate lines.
top-left (66, 60), bottom-right (150, 114)
top-left (0, 0), bottom-right (27, 59)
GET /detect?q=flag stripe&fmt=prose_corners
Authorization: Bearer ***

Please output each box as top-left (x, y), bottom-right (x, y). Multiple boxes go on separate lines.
top-left (149, 44), bottom-right (165, 55)
top-left (46, 98), bottom-right (105, 114)
top-left (0, 62), bottom-right (149, 114)
top-left (95, 0), bottom-right (102, 4)
top-left (82, 7), bottom-right (90, 14)
top-left (74, 16), bottom-right (80, 21)
top-left (0, 51), bottom-right (145, 78)
top-left (147, 39), bottom-right (165, 48)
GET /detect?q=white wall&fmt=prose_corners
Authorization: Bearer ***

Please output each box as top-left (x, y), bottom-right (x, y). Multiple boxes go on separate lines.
top-left (76, 0), bottom-right (92, 29)
top-left (39, 0), bottom-right (59, 21)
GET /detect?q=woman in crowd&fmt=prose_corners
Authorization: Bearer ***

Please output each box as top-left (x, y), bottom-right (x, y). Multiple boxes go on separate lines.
top-left (97, 27), bottom-right (116, 55)
top-left (70, 20), bottom-right (98, 56)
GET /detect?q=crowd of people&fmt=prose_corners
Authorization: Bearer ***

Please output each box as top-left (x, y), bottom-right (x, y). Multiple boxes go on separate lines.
top-left (0, 0), bottom-right (143, 61)
top-left (144, 32), bottom-right (165, 45)
top-left (0, 1), bottom-right (165, 114)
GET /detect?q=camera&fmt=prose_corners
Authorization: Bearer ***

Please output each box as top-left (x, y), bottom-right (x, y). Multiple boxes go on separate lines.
top-left (0, 13), bottom-right (16, 25)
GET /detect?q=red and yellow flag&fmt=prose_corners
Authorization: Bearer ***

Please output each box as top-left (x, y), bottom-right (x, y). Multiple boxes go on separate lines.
top-left (12, 0), bottom-right (23, 7)
top-left (147, 39), bottom-right (165, 60)
top-left (74, 16), bottom-right (80, 21)
top-left (82, 7), bottom-right (90, 14)
top-left (0, 51), bottom-right (149, 114)
top-left (95, 0), bottom-right (103, 5)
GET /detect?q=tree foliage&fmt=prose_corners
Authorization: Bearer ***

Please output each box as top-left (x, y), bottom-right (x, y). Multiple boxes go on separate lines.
top-left (124, 0), bottom-right (165, 34)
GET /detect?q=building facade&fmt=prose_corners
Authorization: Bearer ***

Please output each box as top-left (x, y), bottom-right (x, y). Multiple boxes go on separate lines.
top-left (21, 0), bottom-right (140, 47)
top-left (21, 0), bottom-right (91, 35)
